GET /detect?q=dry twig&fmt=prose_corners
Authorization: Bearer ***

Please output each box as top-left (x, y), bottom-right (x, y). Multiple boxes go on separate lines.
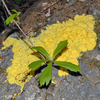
top-left (1, 0), bottom-right (45, 59)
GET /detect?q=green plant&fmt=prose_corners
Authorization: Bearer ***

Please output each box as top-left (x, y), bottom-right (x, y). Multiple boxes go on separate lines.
top-left (28, 40), bottom-right (82, 87)
top-left (5, 9), bottom-right (21, 25)
top-left (2, 0), bottom-right (82, 87)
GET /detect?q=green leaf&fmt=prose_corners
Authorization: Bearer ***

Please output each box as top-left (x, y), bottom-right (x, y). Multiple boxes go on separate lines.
top-left (12, 9), bottom-right (21, 15)
top-left (28, 59), bottom-right (48, 70)
top-left (31, 46), bottom-right (51, 60)
top-left (5, 14), bottom-right (16, 25)
top-left (11, 9), bottom-right (18, 13)
top-left (39, 63), bottom-right (52, 87)
top-left (52, 40), bottom-right (68, 60)
top-left (54, 61), bottom-right (82, 72)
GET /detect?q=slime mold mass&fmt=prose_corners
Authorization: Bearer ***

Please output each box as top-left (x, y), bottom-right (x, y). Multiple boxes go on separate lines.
top-left (1, 14), bottom-right (97, 94)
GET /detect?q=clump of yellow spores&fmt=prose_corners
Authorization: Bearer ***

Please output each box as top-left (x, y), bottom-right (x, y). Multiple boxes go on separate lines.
top-left (1, 14), bottom-right (97, 97)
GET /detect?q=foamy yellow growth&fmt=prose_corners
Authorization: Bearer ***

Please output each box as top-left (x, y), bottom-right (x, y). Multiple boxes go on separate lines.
top-left (31, 14), bottom-right (96, 76)
top-left (1, 37), bottom-right (40, 94)
top-left (58, 67), bottom-right (69, 77)
top-left (0, 80), bottom-right (7, 87)
top-left (1, 14), bottom-right (97, 94)
top-left (12, 93), bottom-right (20, 99)
top-left (51, 77), bottom-right (58, 87)
top-left (5, 95), bottom-right (7, 99)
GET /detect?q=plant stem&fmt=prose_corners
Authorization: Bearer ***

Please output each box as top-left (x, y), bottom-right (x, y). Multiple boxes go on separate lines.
top-left (1, 0), bottom-right (45, 59)
top-left (1, 0), bottom-right (34, 47)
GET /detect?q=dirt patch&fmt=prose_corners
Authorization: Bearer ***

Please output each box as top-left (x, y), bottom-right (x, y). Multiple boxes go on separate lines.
top-left (20, 0), bottom-right (100, 36)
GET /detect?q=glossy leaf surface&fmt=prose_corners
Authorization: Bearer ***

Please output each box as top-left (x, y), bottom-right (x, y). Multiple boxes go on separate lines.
top-left (52, 40), bottom-right (68, 60)
top-left (31, 46), bottom-right (51, 60)
top-left (28, 59), bottom-right (48, 70)
top-left (54, 61), bottom-right (82, 72)
top-left (39, 63), bottom-right (52, 87)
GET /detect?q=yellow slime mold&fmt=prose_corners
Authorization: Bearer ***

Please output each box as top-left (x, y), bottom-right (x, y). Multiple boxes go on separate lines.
top-left (1, 14), bottom-right (97, 95)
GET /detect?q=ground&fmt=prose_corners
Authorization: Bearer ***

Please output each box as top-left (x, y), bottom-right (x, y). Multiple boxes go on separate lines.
top-left (0, 0), bottom-right (100, 100)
